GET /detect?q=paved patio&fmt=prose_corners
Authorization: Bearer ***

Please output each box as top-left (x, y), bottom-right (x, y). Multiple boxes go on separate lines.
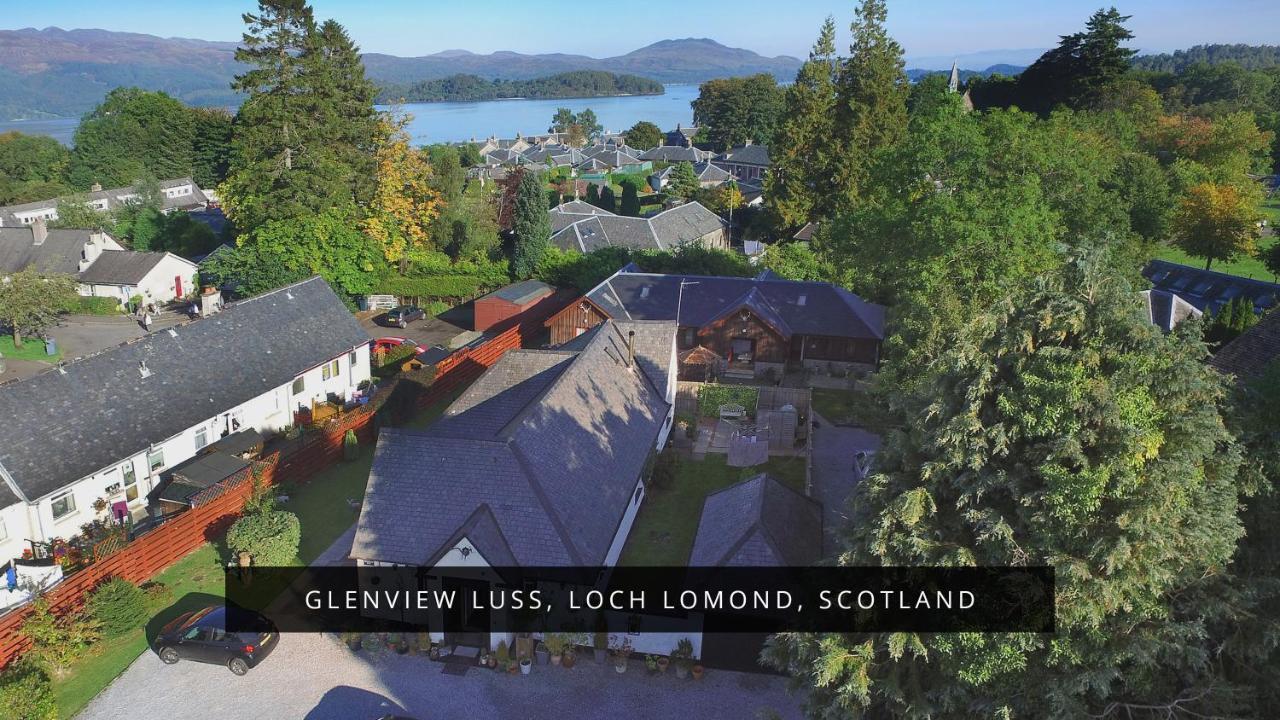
top-left (77, 630), bottom-right (806, 720)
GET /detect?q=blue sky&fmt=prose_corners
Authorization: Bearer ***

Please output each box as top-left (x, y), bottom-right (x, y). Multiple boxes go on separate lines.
top-left (4, 0), bottom-right (1278, 61)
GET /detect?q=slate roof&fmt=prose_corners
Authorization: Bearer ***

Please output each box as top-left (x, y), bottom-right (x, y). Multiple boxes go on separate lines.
top-left (352, 319), bottom-right (675, 567)
top-left (1144, 259), bottom-right (1280, 314)
top-left (548, 201), bottom-right (617, 233)
top-left (77, 250), bottom-right (183, 285)
top-left (0, 227), bottom-right (106, 275)
top-left (653, 161), bottom-right (731, 184)
top-left (0, 178), bottom-right (208, 219)
top-left (689, 474), bottom-right (822, 566)
top-left (0, 276), bottom-right (370, 502)
top-left (550, 202), bottom-right (725, 253)
top-left (716, 144), bottom-right (771, 167)
top-left (1210, 309), bottom-right (1280, 382)
top-left (479, 280), bottom-right (553, 306)
top-left (640, 146), bottom-right (710, 163)
top-left (585, 268), bottom-right (885, 340)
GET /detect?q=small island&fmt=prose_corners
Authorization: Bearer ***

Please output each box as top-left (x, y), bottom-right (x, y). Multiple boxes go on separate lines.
top-left (378, 70), bottom-right (665, 103)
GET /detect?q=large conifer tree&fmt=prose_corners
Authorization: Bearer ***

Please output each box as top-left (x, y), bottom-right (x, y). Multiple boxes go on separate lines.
top-left (510, 171), bottom-right (551, 279)
top-left (766, 17), bottom-right (839, 229)
top-left (830, 0), bottom-right (908, 209)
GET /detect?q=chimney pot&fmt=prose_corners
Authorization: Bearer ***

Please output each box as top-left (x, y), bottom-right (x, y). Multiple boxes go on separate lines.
top-left (627, 330), bottom-right (636, 369)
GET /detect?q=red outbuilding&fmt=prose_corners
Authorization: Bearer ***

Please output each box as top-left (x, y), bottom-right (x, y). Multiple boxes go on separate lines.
top-left (473, 280), bottom-right (555, 331)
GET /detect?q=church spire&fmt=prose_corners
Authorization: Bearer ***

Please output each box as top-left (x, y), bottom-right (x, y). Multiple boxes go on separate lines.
top-left (948, 60), bottom-right (960, 93)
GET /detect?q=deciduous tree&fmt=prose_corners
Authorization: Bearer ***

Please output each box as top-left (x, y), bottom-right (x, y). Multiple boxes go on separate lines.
top-left (68, 88), bottom-right (195, 189)
top-left (691, 74), bottom-right (785, 151)
top-left (623, 120), bottom-right (663, 150)
top-left (363, 114), bottom-right (442, 267)
top-left (1172, 181), bottom-right (1261, 269)
top-left (0, 270), bottom-right (78, 348)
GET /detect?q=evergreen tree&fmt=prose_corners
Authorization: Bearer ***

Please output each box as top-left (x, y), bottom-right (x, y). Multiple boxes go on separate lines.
top-left (766, 252), bottom-right (1245, 718)
top-left (586, 183), bottom-right (601, 207)
top-left (511, 171), bottom-right (551, 278)
top-left (1014, 7), bottom-right (1137, 114)
top-left (620, 182), bottom-right (640, 216)
top-left (599, 185), bottom-right (617, 214)
top-left (68, 88), bottom-right (195, 189)
top-left (830, 0), bottom-right (909, 208)
top-left (666, 161), bottom-right (700, 200)
top-left (190, 108), bottom-right (233, 188)
top-left (309, 19), bottom-right (380, 204)
top-left (766, 16), bottom-right (839, 228)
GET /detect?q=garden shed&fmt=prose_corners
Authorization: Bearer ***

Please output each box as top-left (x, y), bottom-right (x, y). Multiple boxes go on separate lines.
top-left (473, 280), bottom-right (554, 331)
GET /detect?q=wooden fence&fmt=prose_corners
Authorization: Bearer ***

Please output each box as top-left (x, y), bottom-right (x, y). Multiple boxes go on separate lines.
top-left (0, 317), bottom-right (537, 668)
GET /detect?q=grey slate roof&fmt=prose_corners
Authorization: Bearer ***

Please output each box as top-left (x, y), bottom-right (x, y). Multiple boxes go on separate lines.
top-left (640, 146), bottom-right (711, 163)
top-left (77, 250), bottom-right (178, 285)
top-left (716, 144), bottom-right (771, 167)
top-left (586, 268), bottom-right (885, 340)
top-left (689, 474), bottom-right (822, 566)
top-left (1211, 309), bottom-right (1280, 382)
top-left (480, 279), bottom-right (553, 306)
top-left (0, 227), bottom-right (104, 275)
top-left (550, 202), bottom-right (725, 253)
top-left (352, 319), bottom-right (675, 567)
top-left (0, 276), bottom-right (370, 502)
top-left (548, 201), bottom-right (616, 233)
top-left (1144, 259), bottom-right (1280, 314)
top-left (0, 177), bottom-right (208, 219)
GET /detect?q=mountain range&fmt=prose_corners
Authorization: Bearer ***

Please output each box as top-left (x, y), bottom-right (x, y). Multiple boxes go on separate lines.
top-left (0, 27), bottom-right (1039, 122)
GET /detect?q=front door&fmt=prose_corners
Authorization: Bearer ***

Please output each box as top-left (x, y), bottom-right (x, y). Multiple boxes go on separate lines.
top-left (442, 577), bottom-right (491, 649)
top-left (731, 338), bottom-right (756, 363)
top-left (174, 275), bottom-right (183, 297)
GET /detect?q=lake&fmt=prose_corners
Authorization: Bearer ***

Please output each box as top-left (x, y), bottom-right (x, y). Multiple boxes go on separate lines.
top-left (0, 84), bottom-right (698, 147)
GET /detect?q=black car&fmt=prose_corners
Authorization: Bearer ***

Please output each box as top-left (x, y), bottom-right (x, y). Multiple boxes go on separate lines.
top-left (382, 305), bottom-right (425, 328)
top-left (154, 605), bottom-right (278, 675)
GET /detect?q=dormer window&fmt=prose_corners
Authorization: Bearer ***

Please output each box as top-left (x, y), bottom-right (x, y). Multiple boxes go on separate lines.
top-left (797, 294), bottom-right (807, 307)
top-left (640, 287), bottom-right (650, 298)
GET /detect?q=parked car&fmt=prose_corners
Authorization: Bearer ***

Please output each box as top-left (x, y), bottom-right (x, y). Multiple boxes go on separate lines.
top-left (154, 605), bottom-right (278, 675)
top-left (382, 305), bottom-right (425, 328)
top-left (372, 337), bottom-right (420, 354)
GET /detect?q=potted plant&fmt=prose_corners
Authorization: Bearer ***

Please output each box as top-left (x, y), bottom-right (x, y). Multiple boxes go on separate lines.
top-left (495, 640), bottom-right (510, 672)
top-left (609, 636), bottom-right (633, 674)
top-left (672, 638), bottom-right (694, 679)
top-left (692, 663), bottom-right (705, 681)
top-left (341, 631), bottom-right (362, 651)
top-left (520, 656), bottom-right (533, 675)
top-left (361, 633), bottom-right (384, 653)
top-left (535, 641), bottom-right (549, 665)
top-left (593, 614), bottom-right (609, 663)
top-left (508, 658), bottom-right (519, 675)
top-left (644, 654), bottom-right (658, 676)
top-left (426, 636), bottom-right (440, 660)
top-left (343, 429), bottom-right (359, 461)
top-left (388, 633), bottom-right (408, 654)
top-left (544, 633), bottom-right (566, 665)
top-left (656, 655), bottom-right (670, 674)
top-left (562, 645), bottom-right (577, 668)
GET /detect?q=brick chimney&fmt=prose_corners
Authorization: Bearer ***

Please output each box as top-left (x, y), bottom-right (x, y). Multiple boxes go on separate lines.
top-left (90, 182), bottom-right (102, 192)
top-left (32, 218), bottom-right (48, 246)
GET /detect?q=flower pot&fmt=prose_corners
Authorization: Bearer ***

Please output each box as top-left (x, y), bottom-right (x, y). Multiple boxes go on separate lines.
top-left (508, 664), bottom-right (519, 675)
top-left (394, 644), bottom-right (408, 655)
top-left (692, 664), bottom-right (704, 680)
top-left (563, 653), bottom-right (577, 669)
top-left (428, 645), bottom-right (440, 661)
top-left (615, 662), bottom-right (627, 674)
top-left (675, 664), bottom-right (689, 680)
top-left (535, 645), bottom-right (549, 665)
top-left (550, 653), bottom-right (562, 666)
top-left (656, 657), bottom-right (669, 674)
top-left (520, 658), bottom-right (532, 675)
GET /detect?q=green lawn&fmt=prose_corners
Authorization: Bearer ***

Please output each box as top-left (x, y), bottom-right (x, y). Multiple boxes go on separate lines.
top-left (0, 334), bottom-right (61, 363)
top-left (811, 388), bottom-right (897, 432)
top-left (618, 453), bottom-right (807, 566)
top-left (1153, 197), bottom-right (1280, 281)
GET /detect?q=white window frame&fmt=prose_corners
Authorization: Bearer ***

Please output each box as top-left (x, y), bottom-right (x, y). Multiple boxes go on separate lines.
top-left (292, 376), bottom-right (305, 395)
top-left (51, 492), bottom-right (76, 521)
top-left (147, 449), bottom-right (165, 473)
top-left (194, 426), bottom-right (209, 451)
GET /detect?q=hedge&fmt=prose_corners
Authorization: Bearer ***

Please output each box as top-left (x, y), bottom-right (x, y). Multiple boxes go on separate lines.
top-left (374, 275), bottom-right (489, 300)
top-left (0, 660), bottom-right (55, 720)
top-left (64, 296), bottom-right (121, 316)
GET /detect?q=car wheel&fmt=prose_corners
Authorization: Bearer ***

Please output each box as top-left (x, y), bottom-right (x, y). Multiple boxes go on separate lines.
top-left (399, 320), bottom-right (407, 329)
top-left (159, 647), bottom-right (180, 664)
top-left (228, 657), bottom-right (249, 676)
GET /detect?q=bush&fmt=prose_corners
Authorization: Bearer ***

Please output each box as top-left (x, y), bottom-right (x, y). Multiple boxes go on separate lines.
top-left (226, 510), bottom-right (300, 565)
top-left (63, 296), bottom-right (121, 316)
top-left (697, 385), bottom-right (759, 418)
top-left (21, 597), bottom-right (101, 677)
top-left (649, 450), bottom-right (678, 492)
top-left (0, 659), bottom-right (56, 720)
top-left (343, 429), bottom-right (359, 461)
top-left (374, 275), bottom-right (487, 300)
top-left (85, 577), bottom-right (148, 638)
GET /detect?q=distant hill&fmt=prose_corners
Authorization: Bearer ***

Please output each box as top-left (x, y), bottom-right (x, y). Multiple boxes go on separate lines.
top-left (0, 28), bottom-right (802, 120)
top-left (381, 71), bottom-right (664, 104)
top-left (905, 64), bottom-right (1026, 83)
top-left (1132, 44), bottom-right (1280, 72)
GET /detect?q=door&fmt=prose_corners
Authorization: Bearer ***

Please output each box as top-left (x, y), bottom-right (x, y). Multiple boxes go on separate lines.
top-left (174, 275), bottom-right (183, 297)
top-left (731, 338), bottom-right (756, 363)
top-left (442, 577), bottom-right (491, 649)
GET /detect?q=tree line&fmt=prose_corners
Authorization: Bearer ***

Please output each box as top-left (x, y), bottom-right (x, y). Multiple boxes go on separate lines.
top-left (381, 70), bottom-right (663, 103)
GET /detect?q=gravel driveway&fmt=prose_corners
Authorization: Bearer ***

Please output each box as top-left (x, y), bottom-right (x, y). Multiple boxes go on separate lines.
top-left (77, 632), bottom-right (804, 720)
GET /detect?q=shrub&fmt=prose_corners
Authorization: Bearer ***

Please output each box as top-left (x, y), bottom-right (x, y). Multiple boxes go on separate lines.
top-left (697, 385), bottom-right (759, 418)
top-left (649, 450), bottom-right (678, 492)
top-left (85, 577), bottom-right (148, 638)
top-left (63, 296), bottom-right (121, 316)
top-left (374, 275), bottom-right (487, 300)
top-left (21, 598), bottom-right (101, 677)
top-left (375, 343), bottom-right (417, 369)
top-left (343, 429), bottom-right (359, 461)
top-left (0, 659), bottom-right (56, 720)
top-left (226, 510), bottom-right (300, 565)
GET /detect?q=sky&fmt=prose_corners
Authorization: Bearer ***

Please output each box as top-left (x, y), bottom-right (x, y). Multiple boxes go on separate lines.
top-left (3, 0), bottom-right (1278, 63)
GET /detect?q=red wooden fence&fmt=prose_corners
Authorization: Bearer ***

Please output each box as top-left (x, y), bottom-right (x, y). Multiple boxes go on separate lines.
top-left (0, 318), bottom-right (538, 668)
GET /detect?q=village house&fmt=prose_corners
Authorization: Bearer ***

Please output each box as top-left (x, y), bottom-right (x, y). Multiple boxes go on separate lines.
top-left (546, 266), bottom-right (886, 379)
top-left (351, 319), bottom-right (678, 649)
top-left (0, 277), bottom-right (371, 566)
top-left (649, 161), bottom-right (732, 191)
top-left (1144, 259), bottom-right (1280, 314)
top-left (0, 221), bottom-right (198, 307)
top-left (665, 124), bottom-right (700, 147)
top-left (640, 145), bottom-right (713, 164)
top-left (548, 201), bottom-right (729, 253)
top-left (714, 143), bottom-right (771, 184)
top-left (0, 178), bottom-right (211, 227)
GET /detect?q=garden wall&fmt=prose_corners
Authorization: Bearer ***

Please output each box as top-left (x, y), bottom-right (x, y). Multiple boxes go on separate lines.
top-left (0, 317), bottom-right (542, 668)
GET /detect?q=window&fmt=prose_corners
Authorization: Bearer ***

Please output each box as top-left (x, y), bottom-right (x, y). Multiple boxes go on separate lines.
top-left (322, 359), bottom-right (340, 381)
top-left (51, 492), bottom-right (76, 520)
top-left (349, 350), bottom-right (358, 372)
top-left (292, 377), bottom-right (305, 395)
top-left (148, 449), bottom-right (165, 472)
top-left (194, 427), bottom-right (208, 450)
top-left (123, 463), bottom-right (138, 502)
top-left (682, 328), bottom-right (696, 348)
top-left (633, 484), bottom-right (644, 505)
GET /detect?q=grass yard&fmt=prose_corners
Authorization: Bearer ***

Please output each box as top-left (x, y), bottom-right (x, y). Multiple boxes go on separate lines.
top-left (1152, 197), bottom-right (1280, 282)
top-left (0, 334), bottom-right (61, 363)
top-left (618, 453), bottom-right (807, 566)
top-left (811, 388), bottom-right (897, 432)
